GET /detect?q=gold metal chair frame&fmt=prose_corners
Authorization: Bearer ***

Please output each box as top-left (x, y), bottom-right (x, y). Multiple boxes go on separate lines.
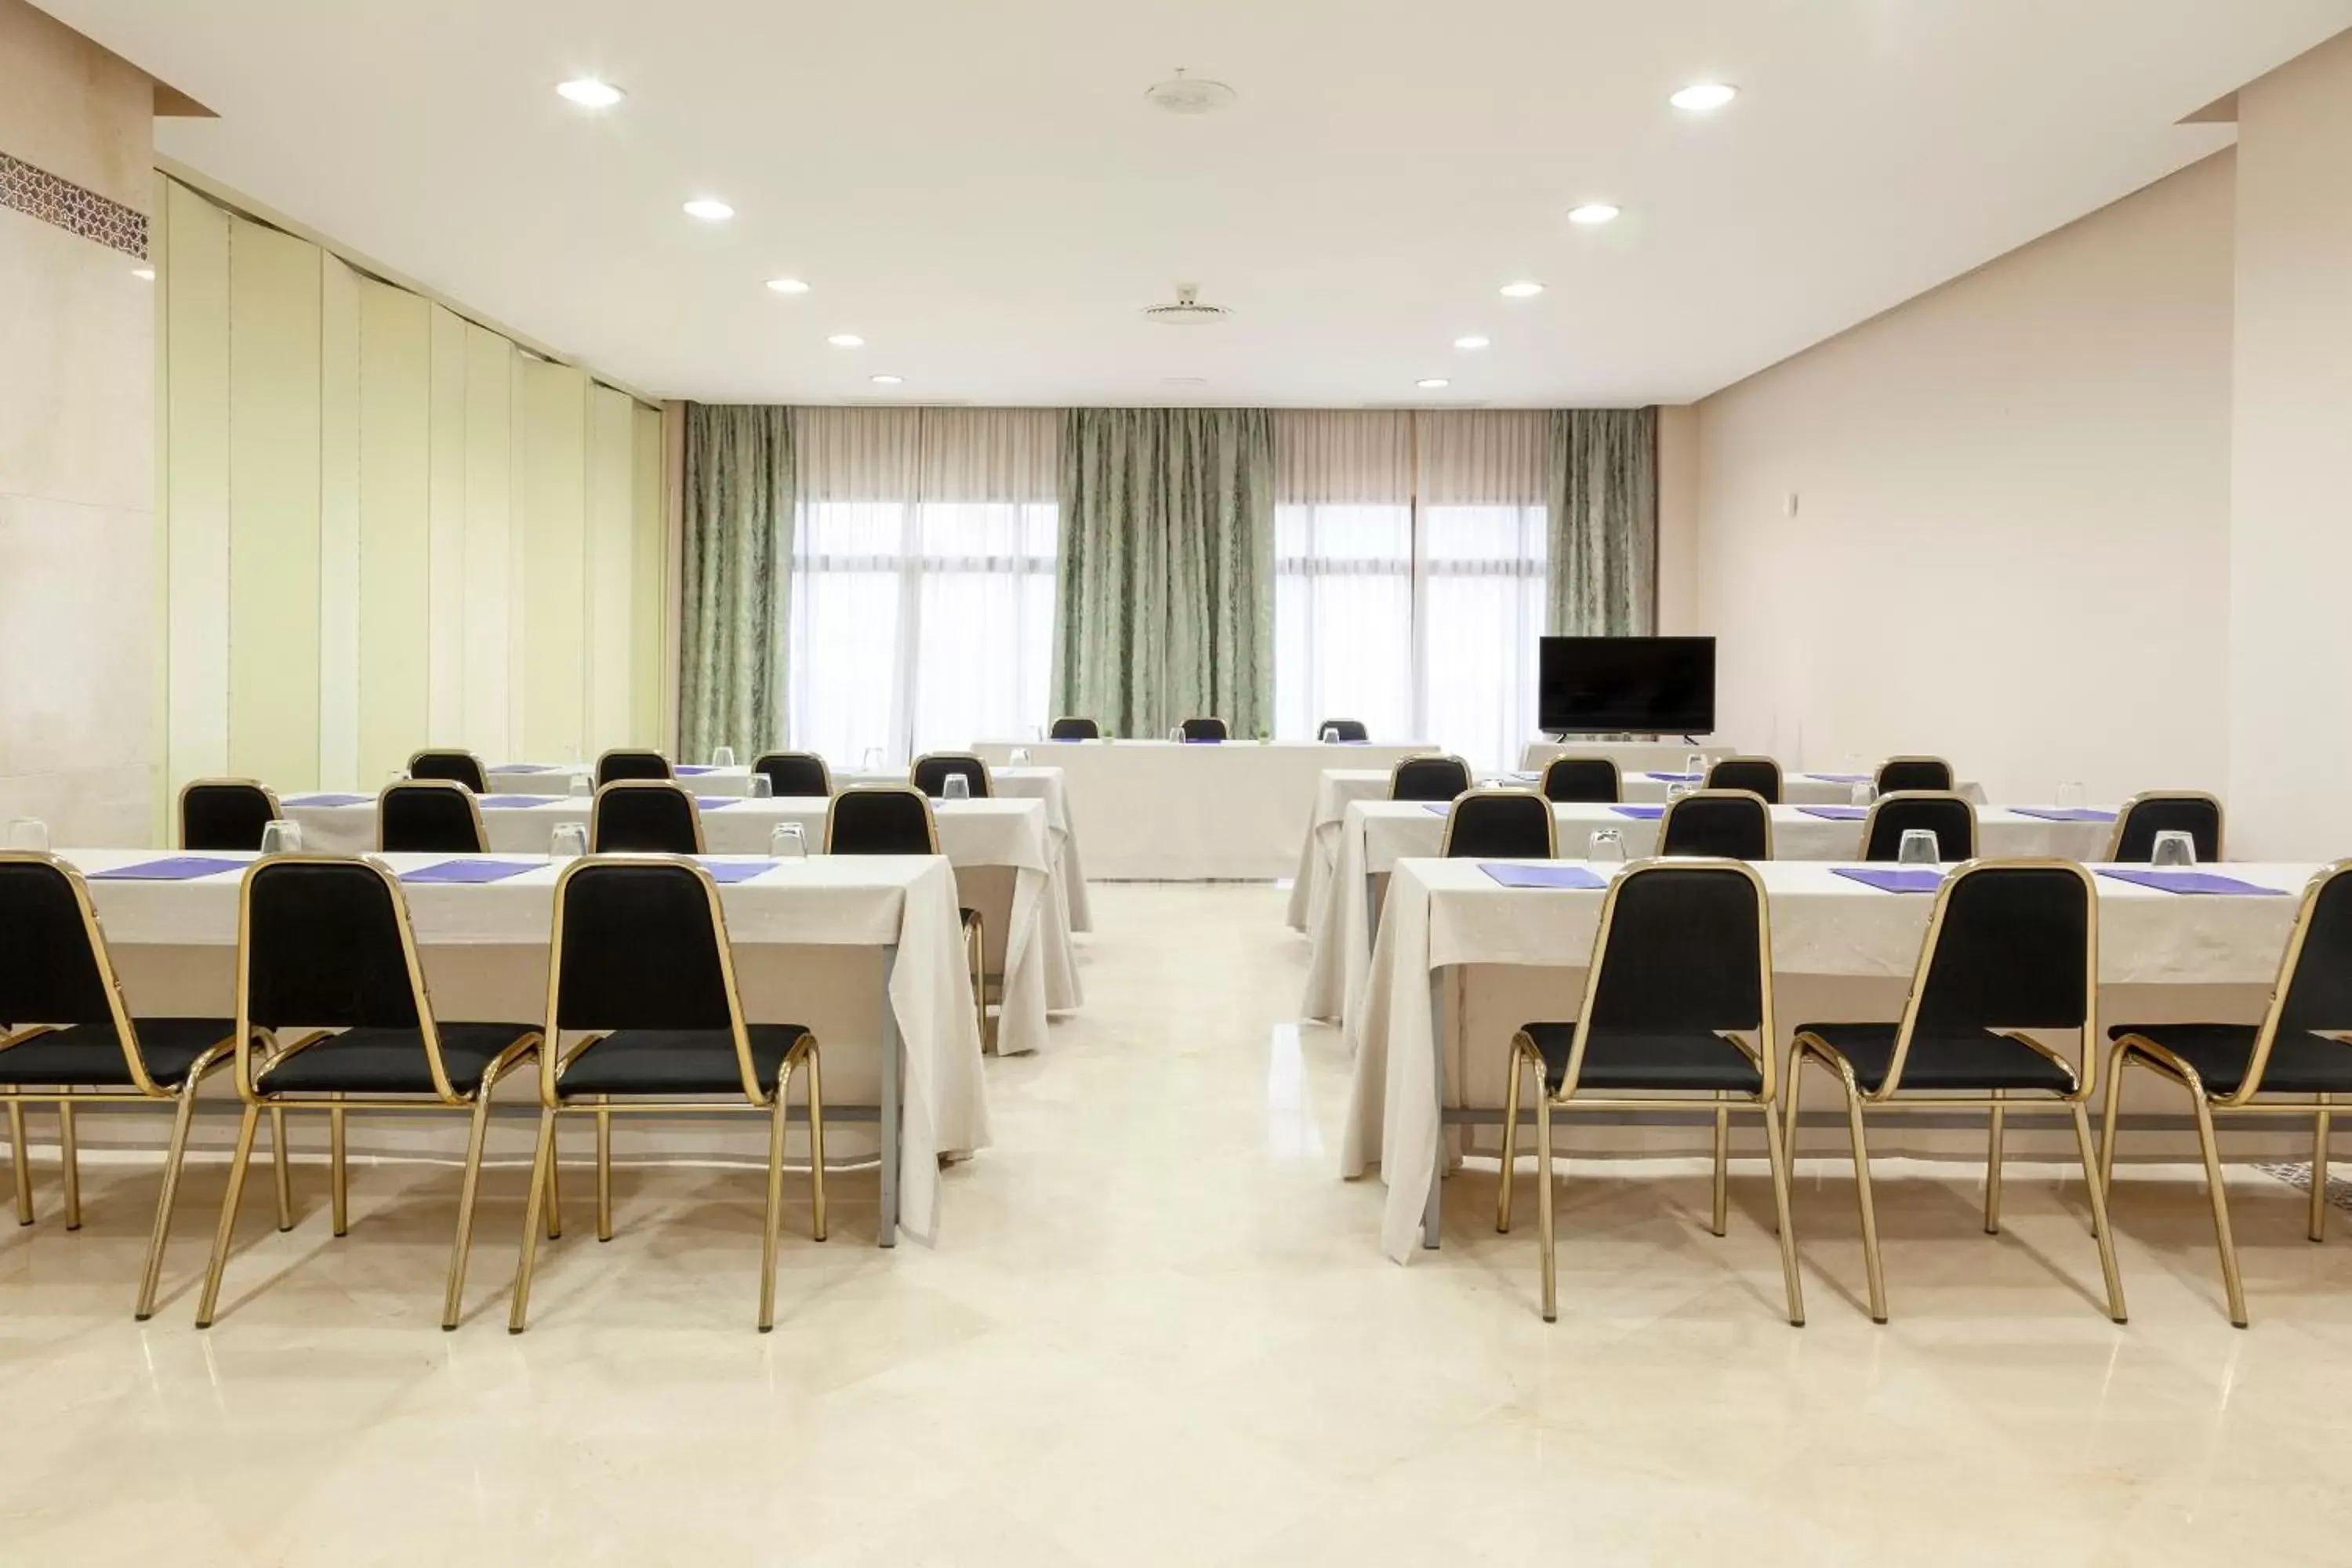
top-left (825, 787), bottom-right (992, 1056)
top-left (1701, 755), bottom-right (1784, 801)
top-left (1658, 788), bottom-right (1776, 859)
top-left (0, 851), bottom-right (241, 1319)
top-left (590, 779), bottom-right (707, 855)
top-left (1436, 788), bottom-right (1558, 859)
top-left (1859, 790), bottom-right (1979, 861)
top-left (751, 750), bottom-right (834, 798)
top-left (194, 855), bottom-right (543, 1330)
top-left (1494, 858), bottom-right (1805, 1326)
top-left (507, 856), bottom-right (826, 1334)
top-left (1872, 754), bottom-right (1955, 795)
top-left (2100, 858), bottom-right (2352, 1327)
top-left (1537, 755), bottom-right (1622, 804)
top-left (1386, 753), bottom-right (1471, 802)
top-left (909, 751), bottom-right (995, 799)
top-left (1787, 858), bottom-right (2125, 1325)
top-left (2103, 790), bottom-right (2227, 862)
top-left (593, 746), bottom-right (675, 786)
top-left (405, 747), bottom-right (488, 793)
top-left (377, 778), bottom-right (491, 854)
top-left (177, 777), bottom-right (283, 851)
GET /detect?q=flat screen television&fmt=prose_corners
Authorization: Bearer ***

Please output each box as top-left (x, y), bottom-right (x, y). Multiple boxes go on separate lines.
top-left (1538, 636), bottom-right (1717, 736)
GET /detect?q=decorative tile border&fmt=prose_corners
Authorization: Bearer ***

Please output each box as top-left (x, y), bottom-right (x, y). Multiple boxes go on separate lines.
top-left (0, 150), bottom-right (147, 260)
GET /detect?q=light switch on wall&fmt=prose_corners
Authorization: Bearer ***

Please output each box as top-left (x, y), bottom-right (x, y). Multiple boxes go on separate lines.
top-left (1783, 492), bottom-right (1800, 518)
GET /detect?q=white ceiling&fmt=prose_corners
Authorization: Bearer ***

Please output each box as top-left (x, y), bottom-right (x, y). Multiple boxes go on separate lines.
top-left (45, 0), bottom-right (2352, 406)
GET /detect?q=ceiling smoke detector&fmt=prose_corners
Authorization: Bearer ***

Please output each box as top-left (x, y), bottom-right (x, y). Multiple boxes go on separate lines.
top-left (1145, 68), bottom-right (1236, 114)
top-left (1142, 284), bottom-right (1232, 325)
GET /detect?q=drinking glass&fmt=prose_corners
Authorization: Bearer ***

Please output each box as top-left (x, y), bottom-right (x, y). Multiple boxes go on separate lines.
top-left (1666, 782), bottom-right (1692, 802)
top-left (259, 820), bottom-right (304, 856)
top-left (1167, 727), bottom-right (1184, 743)
top-left (1685, 750), bottom-right (1708, 782)
top-left (943, 775), bottom-right (971, 801)
top-left (2055, 781), bottom-right (2087, 809)
top-left (747, 773), bottom-right (774, 799)
top-left (1010, 747), bottom-right (1030, 764)
top-left (2151, 830), bottom-right (2198, 868)
top-left (569, 772), bottom-right (593, 797)
top-left (770, 822), bottom-right (808, 860)
top-left (1897, 829), bottom-right (1940, 867)
top-left (1587, 828), bottom-right (1627, 867)
top-left (862, 747), bottom-right (884, 772)
top-left (5, 818), bottom-right (49, 852)
top-left (712, 745), bottom-right (736, 769)
top-left (1849, 780), bottom-right (1875, 808)
top-left (550, 823), bottom-right (588, 859)
top-left (1321, 725), bottom-right (1341, 745)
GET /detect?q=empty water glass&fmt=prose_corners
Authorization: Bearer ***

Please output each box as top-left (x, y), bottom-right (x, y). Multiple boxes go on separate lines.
top-left (943, 774), bottom-right (971, 801)
top-left (1849, 780), bottom-right (1875, 808)
top-left (1685, 751), bottom-right (1708, 782)
top-left (1587, 828), bottom-right (1627, 867)
top-left (712, 745), bottom-right (736, 769)
top-left (1666, 782), bottom-right (1692, 802)
top-left (550, 822), bottom-right (588, 859)
top-left (5, 818), bottom-right (49, 852)
top-left (1897, 828), bottom-right (1940, 867)
top-left (1167, 727), bottom-right (1184, 743)
top-left (1321, 725), bottom-right (1341, 744)
top-left (569, 772), bottom-right (593, 797)
top-left (862, 747), bottom-right (884, 772)
top-left (1010, 747), bottom-right (1030, 764)
top-left (770, 822), bottom-right (808, 860)
top-left (2151, 829), bottom-right (2198, 868)
top-left (2056, 781), bottom-right (2088, 809)
top-left (747, 773), bottom-right (773, 799)
top-left (259, 819), bottom-right (304, 857)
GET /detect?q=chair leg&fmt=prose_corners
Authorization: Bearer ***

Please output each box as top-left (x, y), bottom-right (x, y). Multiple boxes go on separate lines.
top-left (1984, 1094), bottom-right (2005, 1236)
top-left (1781, 1045), bottom-right (1805, 1170)
top-left (441, 1094), bottom-right (495, 1330)
top-left (1762, 1103), bottom-right (1805, 1327)
top-left (546, 1129), bottom-right (563, 1240)
top-left (802, 1046), bottom-right (828, 1243)
top-left (2189, 1092), bottom-right (2248, 1328)
top-left (136, 1079), bottom-right (205, 1320)
top-left (268, 1105), bottom-right (293, 1232)
top-left (2068, 1102), bottom-right (2127, 1323)
top-left (1711, 1095), bottom-right (1730, 1238)
top-left (8, 1102), bottom-right (31, 1225)
top-left (758, 1085), bottom-right (789, 1333)
top-left (595, 1098), bottom-right (613, 1243)
top-left (967, 912), bottom-right (990, 1055)
top-left (508, 1109), bottom-right (558, 1334)
top-left (59, 1102), bottom-right (81, 1230)
top-left (1496, 1043), bottom-right (1526, 1234)
top-left (1842, 1087), bottom-right (1888, 1323)
top-left (329, 1101), bottom-right (348, 1236)
top-left (1536, 1096), bottom-right (1557, 1323)
top-left (2098, 1044), bottom-right (2127, 1197)
top-left (2310, 1100), bottom-right (2331, 1244)
top-left (194, 1104), bottom-right (262, 1328)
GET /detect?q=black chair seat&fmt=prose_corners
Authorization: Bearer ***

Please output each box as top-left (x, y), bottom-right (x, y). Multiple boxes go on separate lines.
top-left (1523, 1025), bottom-right (1765, 1095)
top-left (0, 1018), bottom-right (235, 1088)
top-left (258, 1024), bottom-right (535, 1096)
top-left (2111, 1023), bottom-right (2352, 1097)
top-left (557, 1025), bottom-right (811, 1097)
top-left (1799, 1023), bottom-right (2075, 1093)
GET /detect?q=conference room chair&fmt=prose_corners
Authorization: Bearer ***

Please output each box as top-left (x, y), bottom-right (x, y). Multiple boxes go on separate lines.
top-left (194, 856), bottom-right (542, 1330)
top-left (507, 857), bottom-right (825, 1334)
top-left (405, 748), bottom-right (488, 794)
top-left (590, 781), bottom-right (705, 855)
top-left (1704, 756), bottom-right (1784, 804)
top-left (1389, 755), bottom-right (1472, 803)
top-left (1318, 718), bottom-right (1370, 742)
top-left (379, 780), bottom-right (488, 854)
top-left (180, 779), bottom-right (281, 851)
top-left (0, 853), bottom-right (238, 1319)
top-left (912, 753), bottom-right (993, 800)
top-left (1861, 793), bottom-right (1978, 862)
top-left (1539, 757), bottom-right (1621, 804)
top-left (1440, 790), bottom-right (1557, 860)
top-left (753, 751), bottom-right (833, 799)
top-left (1497, 858), bottom-right (1803, 1325)
top-left (1179, 717), bottom-right (1229, 742)
top-left (1787, 861), bottom-right (2124, 1324)
top-left (595, 748), bottom-right (674, 787)
top-left (2106, 791), bottom-right (2225, 863)
top-left (2101, 859), bottom-right (2352, 1327)
top-left (1047, 717), bottom-right (1101, 740)
top-left (826, 787), bottom-right (989, 1054)
top-left (1659, 789), bottom-right (1773, 860)
top-left (1875, 755), bottom-right (1955, 795)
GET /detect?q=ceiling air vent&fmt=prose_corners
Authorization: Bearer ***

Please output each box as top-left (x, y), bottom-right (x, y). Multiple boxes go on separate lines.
top-left (1143, 284), bottom-right (1232, 325)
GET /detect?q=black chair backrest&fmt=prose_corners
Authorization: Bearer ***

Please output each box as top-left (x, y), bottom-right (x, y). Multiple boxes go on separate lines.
top-left (1862, 793), bottom-right (1977, 862)
top-left (1180, 717), bottom-right (1228, 741)
top-left (1541, 757), bottom-right (1621, 804)
top-left (912, 753), bottom-right (992, 800)
top-left (1909, 863), bottom-right (2090, 1040)
top-left (241, 858), bottom-right (423, 1032)
top-left (1391, 756), bottom-right (1472, 802)
top-left (826, 787), bottom-right (939, 855)
top-left (2108, 793), bottom-right (2223, 863)
top-left (407, 749), bottom-right (488, 793)
top-left (1318, 719), bottom-right (1369, 742)
top-left (2274, 865), bottom-right (2352, 1044)
top-left (1659, 791), bottom-right (1771, 860)
top-left (379, 781), bottom-right (487, 854)
top-left (1441, 793), bottom-right (1556, 859)
top-left (551, 860), bottom-right (736, 1033)
top-left (590, 782), bottom-right (702, 854)
top-left (1048, 717), bottom-right (1101, 740)
top-left (1876, 756), bottom-right (1954, 794)
top-left (182, 780), bottom-right (278, 851)
top-left (1584, 863), bottom-right (1767, 1038)
top-left (596, 749), bottom-right (673, 787)
top-left (0, 856), bottom-right (119, 1029)
top-left (1705, 757), bottom-right (1782, 804)
top-left (753, 751), bottom-right (832, 798)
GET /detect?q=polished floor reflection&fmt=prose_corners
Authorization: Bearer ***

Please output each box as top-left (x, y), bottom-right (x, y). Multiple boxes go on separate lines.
top-left (4, 883), bottom-right (2352, 1563)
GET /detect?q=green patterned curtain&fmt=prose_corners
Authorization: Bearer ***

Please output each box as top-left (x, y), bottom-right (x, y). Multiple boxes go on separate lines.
top-left (679, 405), bottom-right (793, 760)
top-left (1546, 407), bottom-right (1658, 634)
top-left (1054, 408), bottom-right (1275, 737)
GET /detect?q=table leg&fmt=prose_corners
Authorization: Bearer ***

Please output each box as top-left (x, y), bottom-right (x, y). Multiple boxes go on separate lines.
top-left (879, 943), bottom-right (901, 1249)
top-left (1424, 965), bottom-right (1445, 1250)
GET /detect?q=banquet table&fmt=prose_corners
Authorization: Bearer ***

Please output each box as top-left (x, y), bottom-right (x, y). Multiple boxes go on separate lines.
top-left (281, 794), bottom-right (1080, 1056)
top-left (1518, 739), bottom-right (1739, 774)
top-left (971, 739), bottom-right (1436, 880)
top-left (1344, 855), bottom-right (2321, 1261)
top-left (58, 849), bottom-right (993, 1246)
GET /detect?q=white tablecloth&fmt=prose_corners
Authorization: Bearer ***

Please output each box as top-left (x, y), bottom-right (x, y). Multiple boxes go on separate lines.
top-left (1518, 740), bottom-right (1738, 773)
top-left (1344, 856), bottom-right (2321, 1261)
top-left (281, 795), bottom-right (1080, 1057)
top-left (60, 849), bottom-right (992, 1246)
top-left (971, 739), bottom-right (1435, 880)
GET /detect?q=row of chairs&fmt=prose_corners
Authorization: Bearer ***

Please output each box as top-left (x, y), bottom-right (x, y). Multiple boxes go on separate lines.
top-left (0, 851), bottom-right (833, 1331)
top-left (1508, 753), bottom-right (1952, 804)
top-left (1044, 718), bottom-right (1371, 742)
top-left (1487, 854), bottom-right (2352, 1330)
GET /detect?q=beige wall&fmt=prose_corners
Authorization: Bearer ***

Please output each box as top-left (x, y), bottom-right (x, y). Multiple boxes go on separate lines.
top-left (0, 0), bottom-right (155, 844)
top-left (1690, 153), bottom-right (2238, 804)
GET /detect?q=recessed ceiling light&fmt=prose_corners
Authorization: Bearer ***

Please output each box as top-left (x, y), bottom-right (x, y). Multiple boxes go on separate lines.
top-left (556, 78), bottom-right (625, 109)
top-left (1453, 335), bottom-right (1489, 350)
top-left (869, 374), bottom-right (904, 386)
top-left (827, 333), bottom-right (866, 348)
top-left (765, 277), bottom-right (811, 295)
top-left (1160, 376), bottom-right (1207, 387)
top-left (1499, 281), bottom-right (1544, 299)
top-left (1416, 378), bottom-right (1450, 390)
top-left (131, 266), bottom-right (154, 281)
top-left (1669, 82), bottom-right (1738, 112)
top-left (1567, 202), bottom-right (1621, 226)
top-left (682, 197), bottom-right (735, 222)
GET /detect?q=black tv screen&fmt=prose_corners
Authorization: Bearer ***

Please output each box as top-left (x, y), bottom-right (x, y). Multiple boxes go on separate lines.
top-left (1539, 637), bottom-right (1717, 735)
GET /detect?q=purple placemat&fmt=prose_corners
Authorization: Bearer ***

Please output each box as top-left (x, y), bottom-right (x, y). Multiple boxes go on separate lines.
top-left (1646, 771), bottom-right (1702, 783)
top-left (1806, 773), bottom-right (1870, 784)
top-left (477, 794), bottom-right (559, 808)
top-left (1421, 802), bottom-right (1450, 815)
top-left (89, 855), bottom-right (247, 881)
top-left (696, 797), bottom-right (738, 811)
top-left (1833, 867), bottom-right (1944, 895)
top-left (285, 793), bottom-right (371, 808)
top-left (676, 764), bottom-right (717, 775)
top-left (695, 859), bottom-right (775, 884)
top-left (1610, 804), bottom-right (1665, 821)
top-left (1480, 862), bottom-right (1607, 890)
top-left (2097, 869), bottom-right (2285, 897)
top-left (493, 763), bottom-right (558, 773)
top-left (1799, 805), bottom-right (1868, 821)
top-left (400, 859), bottom-right (539, 884)
top-left (1506, 771), bottom-right (1541, 782)
top-left (2013, 807), bottom-right (2118, 823)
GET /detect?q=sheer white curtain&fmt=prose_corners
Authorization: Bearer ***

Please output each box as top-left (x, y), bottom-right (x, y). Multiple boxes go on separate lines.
top-left (1273, 412), bottom-right (1414, 746)
top-left (787, 408), bottom-right (1058, 768)
top-left (1417, 412), bottom-right (1548, 770)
